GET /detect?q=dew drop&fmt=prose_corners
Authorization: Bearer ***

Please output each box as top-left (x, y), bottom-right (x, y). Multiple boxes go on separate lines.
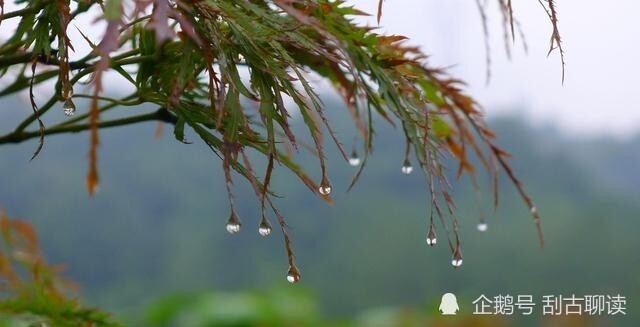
top-left (531, 206), bottom-right (538, 215)
top-left (258, 216), bottom-right (272, 237)
top-left (286, 265), bottom-right (301, 283)
top-left (258, 226), bottom-right (271, 236)
top-left (401, 162), bottom-right (413, 175)
top-left (451, 246), bottom-right (463, 268)
top-left (451, 258), bottom-right (463, 267)
top-left (348, 149), bottom-right (361, 167)
top-left (318, 185), bottom-right (331, 195)
top-left (286, 274), bottom-right (298, 283)
top-left (477, 222), bottom-right (488, 232)
top-left (318, 179), bottom-right (332, 195)
top-left (225, 212), bottom-right (241, 234)
top-left (348, 156), bottom-right (361, 167)
top-left (426, 227), bottom-right (437, 246)
top-left (226, 222), bottom-right (241, 234)
top-left (63, 99), bottom-right (76, 116)
top-left (318, 175), bottom-right (332, 196)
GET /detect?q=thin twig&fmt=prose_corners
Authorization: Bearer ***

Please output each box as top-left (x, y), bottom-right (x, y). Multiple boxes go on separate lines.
top-left (0, 108), bottom-right (176, 145)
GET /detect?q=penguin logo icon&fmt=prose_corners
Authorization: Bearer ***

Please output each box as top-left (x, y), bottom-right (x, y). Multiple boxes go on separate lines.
top-left (439, 293), bottom-right (459, 315)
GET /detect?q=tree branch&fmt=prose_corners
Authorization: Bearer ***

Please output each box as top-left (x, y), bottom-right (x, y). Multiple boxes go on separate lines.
top-left (0, 5), bottom-right (44, 21)
top-left (0, 108), bottom-right (177, 145)
top-left (0, 52), bottom-right (90, 70)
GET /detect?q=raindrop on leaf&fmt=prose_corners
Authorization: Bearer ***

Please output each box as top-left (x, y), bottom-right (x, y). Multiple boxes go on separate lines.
top-left (225, 211), bottom-right (241, 234)
top-left (63, 99), bottom-right (76, 116)
top-left (401, 159), bottom-right (413, 175)
top-left (258, 215), bottom-right (272, 237)
top-left (451, 257), bottom-right (463, 267)
top-left (318, 176), bottom-right (332, 195)
top-left (451, 246), bottom-right (463, 268)
top-left (226, 222), bottom-right (241, 234)
top-left (426, 225), bottom-right (437, 246)
top-left (348, 156), bottom-right (361, 167)
top-left (258, 226), bottom-right (271, 237)
top-left (286, 265), bottom-right (301, 283)
top-left (348, 149), bottom-right (361, 167)
top-left (319, 185), bottom-right (331, 195)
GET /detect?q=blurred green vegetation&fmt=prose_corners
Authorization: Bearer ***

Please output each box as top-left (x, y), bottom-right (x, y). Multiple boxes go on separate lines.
top-left (143, 288), bottom-right (321, 327)
top-left (139, 288), bottom-right (602, 327)
top-left (0, 97), bottom-right (638, 326)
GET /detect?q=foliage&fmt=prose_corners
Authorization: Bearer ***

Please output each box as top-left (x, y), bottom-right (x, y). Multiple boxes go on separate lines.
top-left (144, 288), bottom-right (321, 327)
top-left (0, 210), bottom-right (122, 326)
top-left (142, 288), bottom-right (600, 327)
top-left (0, 0), bottom-right (564, 277)
top-left (1, 116), bottom-right (639, 326)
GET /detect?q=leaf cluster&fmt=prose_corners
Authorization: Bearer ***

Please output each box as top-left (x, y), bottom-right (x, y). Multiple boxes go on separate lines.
top-left (0, 0), bottom-right (564, 275)
top-left (0, 211), bottom-right (122, 326)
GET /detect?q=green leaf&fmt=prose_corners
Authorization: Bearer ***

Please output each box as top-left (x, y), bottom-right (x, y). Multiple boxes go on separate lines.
top-left (173, 116), bottom-right (188, 143)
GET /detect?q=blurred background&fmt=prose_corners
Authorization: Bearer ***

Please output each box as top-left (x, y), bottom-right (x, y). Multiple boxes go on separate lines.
top-left (1, 0), bottom-right (639, 326)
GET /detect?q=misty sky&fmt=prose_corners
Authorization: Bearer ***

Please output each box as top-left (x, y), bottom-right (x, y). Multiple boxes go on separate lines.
top-left (2, 0), bottom-right (639, 137)
top-left (351, 0), bottom-right (640, 137)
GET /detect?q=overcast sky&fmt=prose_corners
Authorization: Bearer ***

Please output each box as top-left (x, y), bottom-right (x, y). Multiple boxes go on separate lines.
top-left (2, 0), bottom-right (639, 137)
top-left (350, 0), bottom-right (640, 138)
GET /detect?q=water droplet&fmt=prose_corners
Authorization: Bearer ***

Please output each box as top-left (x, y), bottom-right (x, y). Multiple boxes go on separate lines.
top-left (451, 246), bottom-right (463, 268)
top-left (426, 227), bottom-right (437, 246)
top-left (451, 257), bottom-right (463, 267)
top-left (258, 215), bottom-right (272, 237)
top-left (401, 161), bottom-right (413, 175)
top-left (318, 185), bottom-right (331, 195)
top-left (226, 222), bottom-right (241, 234)
top-left (258, 226), bottom-right (271, 236)
top-left (286, 265), bottom-right (301, 283)
top-left (225, 212), bottom-right (241, 234)
top-left (348, 149), bottom-right (361, 167)
top-left (477, 222), bottom-right (488, 232)
top-left (531, 206), bottom-right (538, 215)
top-left (63, 99), bottom-right (76, 116)
top-left (348, 156), bottom-right (361, 167)
top-left (318, 175), bottom-right (332, 196)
